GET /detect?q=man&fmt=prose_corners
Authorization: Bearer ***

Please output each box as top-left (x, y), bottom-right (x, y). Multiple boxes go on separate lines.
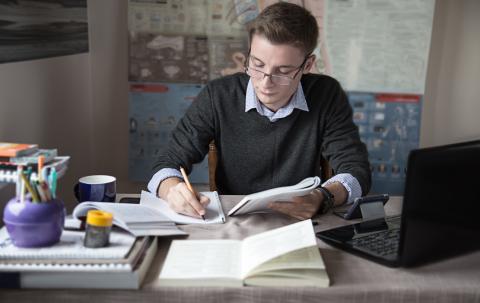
top-left (148, 2), bottom-right (371, 220)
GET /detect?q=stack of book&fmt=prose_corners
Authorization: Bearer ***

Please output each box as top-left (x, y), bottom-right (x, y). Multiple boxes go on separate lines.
top-left (0, 142), bottom-right (70, 183)
top-left (0, 228), bottom-right (157, 289)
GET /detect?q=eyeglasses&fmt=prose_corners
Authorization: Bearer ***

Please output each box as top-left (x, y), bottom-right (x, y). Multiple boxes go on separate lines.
top-left (245, 54), bottom-right (309, 86)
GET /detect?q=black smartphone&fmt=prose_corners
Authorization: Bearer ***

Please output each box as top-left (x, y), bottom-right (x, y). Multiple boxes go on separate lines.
top-left (334, 194), bottom-right (390, 220)
top-left (119, 197), bottom-right (141, 204)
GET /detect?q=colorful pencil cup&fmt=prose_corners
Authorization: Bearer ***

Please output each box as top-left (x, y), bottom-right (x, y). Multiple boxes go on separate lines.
top-left (2, 196), bottom-right (65, 247)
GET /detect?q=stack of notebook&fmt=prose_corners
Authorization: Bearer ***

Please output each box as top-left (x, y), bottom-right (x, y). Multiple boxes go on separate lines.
top-left (0, 228), bottom-right (157, 289)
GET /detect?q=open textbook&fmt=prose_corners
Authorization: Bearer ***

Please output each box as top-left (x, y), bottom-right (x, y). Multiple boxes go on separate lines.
top-left (159, 219), bottom-right (329, 287)
top-left (72, 190), bottom-right (225, 236)
top-left (228, 176), bottom-right (321, 216)
top-left (72, 202), bottom-right (185, 237)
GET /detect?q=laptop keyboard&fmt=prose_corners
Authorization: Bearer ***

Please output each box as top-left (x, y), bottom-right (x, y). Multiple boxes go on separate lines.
top-left (347, 216), bottom-right (401, 257)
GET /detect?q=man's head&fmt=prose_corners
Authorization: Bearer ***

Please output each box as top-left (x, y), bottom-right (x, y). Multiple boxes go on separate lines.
top-left (248, 2), bottom-right (319, 56)
top-left (246, 2), bottom-right (319, 111)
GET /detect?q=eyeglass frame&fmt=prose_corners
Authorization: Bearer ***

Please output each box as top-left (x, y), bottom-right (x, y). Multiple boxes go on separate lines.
top-left (244, 50), bottom-right (311, 85)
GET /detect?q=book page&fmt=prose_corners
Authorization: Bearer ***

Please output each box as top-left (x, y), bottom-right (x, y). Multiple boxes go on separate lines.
top-left (240, 220), bottom-right (317, 278)
top-left (228, 177), bottom-right (321, 216)
top-left (247, 246), bottom-right (325, 277)
top-left (159, 240), bottom-right (242, 280)
top-left (140, 190), bottom-right (225, 224)
top-left (72, 202), bottom-right (172, 228)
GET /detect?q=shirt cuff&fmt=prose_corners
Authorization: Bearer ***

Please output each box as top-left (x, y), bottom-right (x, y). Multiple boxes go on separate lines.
top-left (322, 173), bottom-right (362, 204)
top-left (147, 168), bottom-right (184, 195)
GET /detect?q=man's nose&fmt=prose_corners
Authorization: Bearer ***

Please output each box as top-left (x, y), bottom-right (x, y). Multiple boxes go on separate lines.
top-left (260, 73), bottom-right (275, 87)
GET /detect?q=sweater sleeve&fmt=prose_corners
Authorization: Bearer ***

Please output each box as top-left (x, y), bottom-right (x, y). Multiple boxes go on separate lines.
top-left (151, 85), bottom-right (215, 176)
top-left (321, 83), bottom-right (371, 195)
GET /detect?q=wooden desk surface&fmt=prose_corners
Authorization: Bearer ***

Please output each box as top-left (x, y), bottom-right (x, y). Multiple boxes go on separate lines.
top-left (1, 196), bottom-right (479, 303)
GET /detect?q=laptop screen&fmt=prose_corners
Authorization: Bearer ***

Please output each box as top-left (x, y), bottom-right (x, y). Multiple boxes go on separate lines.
top-left (399, 140), bottom-right (480, 266)
top-left (317, 140), bottom-right (480, 267)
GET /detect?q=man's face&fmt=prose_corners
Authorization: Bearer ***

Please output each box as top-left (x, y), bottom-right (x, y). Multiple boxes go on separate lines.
top-left (248, 34), bottom-right (314, 112)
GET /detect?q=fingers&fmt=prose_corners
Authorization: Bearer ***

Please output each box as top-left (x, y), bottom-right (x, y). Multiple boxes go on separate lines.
top-left (166, 183), bottom-right (205, 218)
top-left (268, 196), bottom-right (318, 220)
top-left (269, 201), bottom-right (307, 220)
top-left (199, 194), bottom-right (210, 207)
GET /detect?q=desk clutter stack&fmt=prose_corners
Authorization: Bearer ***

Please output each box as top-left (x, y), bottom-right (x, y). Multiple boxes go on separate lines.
top-left (0, 142), bottom-right (70, 183)
top-left (0, 228), bottom-right (157, 289)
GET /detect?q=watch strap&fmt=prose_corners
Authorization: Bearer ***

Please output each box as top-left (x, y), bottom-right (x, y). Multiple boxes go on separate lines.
top-left (317, 186), bottom-right (335, 214)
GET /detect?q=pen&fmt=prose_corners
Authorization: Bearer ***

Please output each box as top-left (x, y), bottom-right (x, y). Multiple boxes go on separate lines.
top-left (180, 166), bottom-right (205, 221)
top-left (16, 165), bottom-right (23, 199)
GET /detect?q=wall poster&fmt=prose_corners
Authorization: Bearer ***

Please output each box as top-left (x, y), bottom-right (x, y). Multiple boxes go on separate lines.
top-left (128, 0), bottom-right (435, 195)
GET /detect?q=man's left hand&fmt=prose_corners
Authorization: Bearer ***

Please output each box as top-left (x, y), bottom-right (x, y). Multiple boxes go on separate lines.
top-left (268, 190), bottom-right (323, 220)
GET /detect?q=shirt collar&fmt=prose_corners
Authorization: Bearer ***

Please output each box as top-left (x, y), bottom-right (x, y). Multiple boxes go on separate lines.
top-left (245, 79), bottom-right (309, 121)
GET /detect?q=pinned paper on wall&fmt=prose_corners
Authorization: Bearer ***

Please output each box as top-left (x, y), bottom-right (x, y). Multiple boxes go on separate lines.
top-left (127, 0), bottom-right (434, 193)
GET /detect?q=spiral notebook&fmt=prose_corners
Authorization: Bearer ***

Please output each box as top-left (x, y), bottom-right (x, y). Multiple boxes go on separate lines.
top-left (0, 228), bottom-right (137, 271)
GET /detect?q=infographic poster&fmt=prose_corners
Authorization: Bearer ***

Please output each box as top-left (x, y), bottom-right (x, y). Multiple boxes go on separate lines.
top-left (348, 92), bottom-right (422, 195)
top-left (127, 0), bottom-right (434, 193)
top-left (128, 83), bottom-right (208, 183)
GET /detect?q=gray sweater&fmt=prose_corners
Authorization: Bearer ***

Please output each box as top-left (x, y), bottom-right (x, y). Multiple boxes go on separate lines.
top-left (152, 73), bottom-right (371, 195)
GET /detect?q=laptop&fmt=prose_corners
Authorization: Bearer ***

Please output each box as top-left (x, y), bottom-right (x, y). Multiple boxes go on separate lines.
top-left (316, 140), bottom-right (480, 267)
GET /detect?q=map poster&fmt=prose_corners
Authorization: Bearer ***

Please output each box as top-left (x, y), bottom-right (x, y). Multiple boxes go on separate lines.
top-left (129, 33), bottom-right (209, 84)
top-left (208, 35), bottom-right (249, 79)
top-left (128, 83), bottom-right (209, 183)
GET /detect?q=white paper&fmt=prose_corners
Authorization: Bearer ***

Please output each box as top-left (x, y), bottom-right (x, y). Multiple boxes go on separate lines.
top-left (140, 190), bottom-right (226, 224)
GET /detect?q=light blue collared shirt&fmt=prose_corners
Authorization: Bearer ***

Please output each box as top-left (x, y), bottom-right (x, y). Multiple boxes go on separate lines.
top-left (148, 79), bottom-right (362, 203)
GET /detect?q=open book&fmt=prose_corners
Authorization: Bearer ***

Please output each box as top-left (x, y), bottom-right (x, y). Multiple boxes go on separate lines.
top-left (72, 202), bottom-right (185, 237)
top-left (72, 190), bottom-right (225, 236)
top-left (158, 219), bottom-right (329, 287)
top-left (228, 177), bottom-right (321, 216)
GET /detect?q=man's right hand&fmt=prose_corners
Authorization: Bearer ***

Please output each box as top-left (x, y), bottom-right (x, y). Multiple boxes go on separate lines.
top-left (157, 177), bottom-right (210, 218)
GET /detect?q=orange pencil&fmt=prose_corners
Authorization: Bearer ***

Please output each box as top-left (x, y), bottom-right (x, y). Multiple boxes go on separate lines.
top-left (180, 166), bottom-right (205, 220)
top-left (38, 155), bottom-right (45, 182)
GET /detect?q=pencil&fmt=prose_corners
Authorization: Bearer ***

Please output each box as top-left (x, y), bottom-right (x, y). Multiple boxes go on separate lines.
top-left (38, 155), bottom-right (45, 182)
top-left (20, 172), bottom-right (40, 202)
top-left (180, 166), bottom-right (205, 220)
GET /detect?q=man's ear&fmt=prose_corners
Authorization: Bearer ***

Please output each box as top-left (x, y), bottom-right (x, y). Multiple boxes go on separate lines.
top-left (303, 54), bottom-right (316, 73)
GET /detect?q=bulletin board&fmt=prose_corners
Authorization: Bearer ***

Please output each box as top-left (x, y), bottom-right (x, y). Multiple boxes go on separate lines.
top-left (127, 0), bottom-right (435, 195)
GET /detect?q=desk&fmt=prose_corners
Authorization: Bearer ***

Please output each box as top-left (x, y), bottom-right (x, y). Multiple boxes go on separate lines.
top-left (1, 196), bottom-right (480, 303)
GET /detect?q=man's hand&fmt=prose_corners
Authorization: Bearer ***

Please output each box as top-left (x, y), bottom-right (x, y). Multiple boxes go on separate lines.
top-left (268, 182), bottom-right (348, 220)
top-left (158, 177), bottom-right (210, 218)
top-left (268, 190), bottom-right (323, 220)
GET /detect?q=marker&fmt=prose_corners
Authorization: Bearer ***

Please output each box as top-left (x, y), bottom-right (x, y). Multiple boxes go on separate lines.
top-left (49, 168), bottom-right (57, 199)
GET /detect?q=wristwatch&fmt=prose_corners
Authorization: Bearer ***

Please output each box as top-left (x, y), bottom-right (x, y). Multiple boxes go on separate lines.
top-left (317, 186), bottom-right (335, 214)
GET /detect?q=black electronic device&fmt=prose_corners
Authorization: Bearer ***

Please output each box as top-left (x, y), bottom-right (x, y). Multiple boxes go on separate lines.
top-left (119, 197), bottom-right (140, 204)
top-left (317, 140), bottom-right (480, 267)
top-left (334, 194), bottom-right (389, 220)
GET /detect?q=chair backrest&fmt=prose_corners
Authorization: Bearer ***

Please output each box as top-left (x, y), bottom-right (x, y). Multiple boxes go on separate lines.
top-left (208, 141), bottom-right (333, 191)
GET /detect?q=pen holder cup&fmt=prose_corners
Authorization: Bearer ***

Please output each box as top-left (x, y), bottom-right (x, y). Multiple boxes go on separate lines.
top-left (2, 196), bottom-right (66, 248)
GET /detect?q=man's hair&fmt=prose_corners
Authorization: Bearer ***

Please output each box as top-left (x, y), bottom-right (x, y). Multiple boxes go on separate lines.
top-left (247, 2), bottom-right (319, 55)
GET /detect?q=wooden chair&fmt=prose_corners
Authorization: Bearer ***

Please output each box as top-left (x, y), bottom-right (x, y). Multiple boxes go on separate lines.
top-left (208, 141), bottom-right (333, 191)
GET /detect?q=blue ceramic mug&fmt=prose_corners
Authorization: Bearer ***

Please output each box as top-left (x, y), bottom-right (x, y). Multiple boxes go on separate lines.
top-left (74, 175), bottom-right (116, 202)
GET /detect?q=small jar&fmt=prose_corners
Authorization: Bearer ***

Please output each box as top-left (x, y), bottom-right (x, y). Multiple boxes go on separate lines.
top-left (84, 210), bottom-right (113, 248)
